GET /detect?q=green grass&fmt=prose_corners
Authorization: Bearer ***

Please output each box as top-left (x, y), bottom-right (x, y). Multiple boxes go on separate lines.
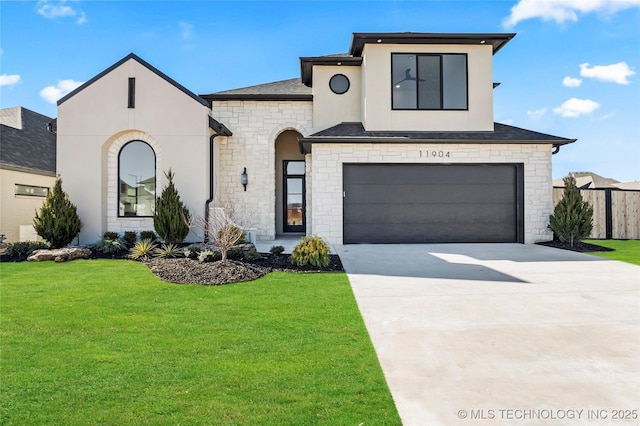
top-left (585, 239), bottom-right (640, 266)
top-left (0, 260), bottom-right (400, 425)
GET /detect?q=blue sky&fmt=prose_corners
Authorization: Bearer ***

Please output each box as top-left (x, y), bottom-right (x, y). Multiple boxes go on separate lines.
top-left (1, 0), bottom-right (639, 181)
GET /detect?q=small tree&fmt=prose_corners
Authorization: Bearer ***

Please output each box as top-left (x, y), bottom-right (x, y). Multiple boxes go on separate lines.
top-left (548, 175), bottom-right (594, 247)
top-left (154, 169), bottom-right (191, 244)
top-left (189, 191), bottom-right (256, 262)
top-left (33, 177), bottom-right (82, 248)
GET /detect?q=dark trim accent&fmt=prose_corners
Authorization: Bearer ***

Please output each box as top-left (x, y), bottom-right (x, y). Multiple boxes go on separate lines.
top-left (117, 140), bottom-right (156, 218)
top-left (350, 32), bottom-right (516, 56)
top-left (208, 116), bottom-right (233, 136)
top-left (391, 53), bottom-right (468, 111)
top-left (202, 93), bottom-right (313, 102)
top-left (300, 56), bottom-right (362, 87)
top-left (493, 82), bottom-right (501, 89)
top-left (128, 78), bottom-right (136, 108)
top-left (515, 163), bottom-right (525, 244)
top-left (605, 189), bottom-right (613, 239)
top-left (552, 145), bottom-right (560, 155)
top-left (57, 53), bottom-right (209, 107)
top-left (329, 74), bottom-right (350, 95)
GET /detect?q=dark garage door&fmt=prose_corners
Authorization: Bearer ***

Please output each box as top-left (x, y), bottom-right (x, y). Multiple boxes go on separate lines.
top-left (343, 164), bottom-right (524, 244)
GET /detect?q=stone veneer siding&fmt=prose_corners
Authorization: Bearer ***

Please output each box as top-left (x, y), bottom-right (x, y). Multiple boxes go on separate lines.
top-left (212, 100), bottom-right (313, 240)
top-left (311, 143), bottom-right (553, 245)
top-left (106, 131), bottom-right (162, 234)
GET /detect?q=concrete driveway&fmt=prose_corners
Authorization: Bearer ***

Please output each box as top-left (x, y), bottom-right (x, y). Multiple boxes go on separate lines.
top-left (333, 244), bottom-right (640, 426)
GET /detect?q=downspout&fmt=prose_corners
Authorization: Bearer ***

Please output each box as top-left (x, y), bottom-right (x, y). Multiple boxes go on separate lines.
top-left (204, 133), bottom-right (218, 243)
top-left (552, 144), bottom-right (560, 155)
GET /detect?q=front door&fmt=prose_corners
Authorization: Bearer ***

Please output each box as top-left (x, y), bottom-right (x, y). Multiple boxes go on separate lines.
top-left (283, 160), bottom-right (305, 233)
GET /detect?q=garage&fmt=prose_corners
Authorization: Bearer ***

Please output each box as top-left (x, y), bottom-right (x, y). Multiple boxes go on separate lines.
top-left (343, 163), bottom-right (524, 244)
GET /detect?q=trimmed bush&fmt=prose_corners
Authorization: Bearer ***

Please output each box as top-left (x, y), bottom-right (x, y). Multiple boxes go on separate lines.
top-left (226, 246), bottom-right (244, 260)
top-left (140, 231), bottom-right (157, 242)
top-left (154, 170), bottom-right (191, 245)
top-left (33, 177), bottom-right (82, 248)
top-left (549, 176), bottom-right (594, 247)
top-left (270, 245), bottom-right (285, 255)
top-left (123, 231), bottom-right (137, 248)
top-left (6, 241), bottom-right (49, 259)
top-left (244, 248), bottom-right (261, 261)
top-left (290, 236), bottom-right (330, 268)
top-left (103, 231), bottom-right (119, 240)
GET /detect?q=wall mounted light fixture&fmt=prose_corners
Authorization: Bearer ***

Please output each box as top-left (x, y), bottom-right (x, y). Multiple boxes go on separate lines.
top-left (241, 167), bottom-right (248, 191)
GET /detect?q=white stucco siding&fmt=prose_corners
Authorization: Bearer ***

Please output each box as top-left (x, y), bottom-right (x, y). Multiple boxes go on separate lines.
top-left (311, 143), bottom-right (553, 245)
top-left (212, 100), bottom-right (313, 240)
top-left (312, 66), bottom-right (362, 132)
top-left (360, 44), bottom-right (494, 131)
top-left (57, 58), bottom-right (210, 244)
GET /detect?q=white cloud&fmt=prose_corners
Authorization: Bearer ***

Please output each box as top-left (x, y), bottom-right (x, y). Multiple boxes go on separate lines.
top-left (499, 119), bottom-right (515, 125)
top-left (0, 74), bottom-right (22, 88)
top-left (579, 62), bottom-right (635, 85)
top-left (37, 1), bottom-right (87, 24)
top-left (179, 21), bottom-right (194, 41)
top-left (503, 0), bottom-right (640, 28)
top-left (562, 76), bottom-right (582, 87)
top-left (599, 110), bottom-right (617, 120)
top-left (553, 98), bottom-right (600, 117)
top-left (39, 79), bottom-right (84, 103)
top-left (527, 107), bottom-right (547, 117)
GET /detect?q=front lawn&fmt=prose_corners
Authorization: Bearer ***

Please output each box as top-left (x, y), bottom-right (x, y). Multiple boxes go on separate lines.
top-left (1, 260), bottom-right (400, 425)
top-left (585, 239), bottom-right (640, 266)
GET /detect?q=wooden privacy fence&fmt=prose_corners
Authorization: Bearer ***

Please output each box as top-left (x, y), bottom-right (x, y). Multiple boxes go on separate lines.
top-left (552, 187), bottom-right (640, 239)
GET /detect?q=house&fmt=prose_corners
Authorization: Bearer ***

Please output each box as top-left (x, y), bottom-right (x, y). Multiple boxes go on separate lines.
top-left (0, 107), bottom-right (57, 243)
top-left (57, 32), bottom-right (576, 245)
top-left (553, 172), bottom-right (640, 190)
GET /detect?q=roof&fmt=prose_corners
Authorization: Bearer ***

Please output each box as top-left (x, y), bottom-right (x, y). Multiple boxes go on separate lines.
top-left (201, 78), bottom-right (312, 101)
top-left (0, 107), bottom-right (56, 175)
top-left (349, 32), bottom-right (516, 56)
top-left (553, 172), bottom-right (632, 189)
top-left (57, 53), bottom-right (208, 107)
top-left (299, 122), bottom-right (576, 154)
top-left (299, 54), bottom-right (363, 86)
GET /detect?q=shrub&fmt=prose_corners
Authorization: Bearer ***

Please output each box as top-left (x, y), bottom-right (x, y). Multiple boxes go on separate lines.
top-left (198, 250), bottom-right (219, 263)
top-left (154, 170), bottom-right (191, 245)
top-left (95, 237), bottom-right (126, 254)
top-left (269, 245), bottom-right (285, 255)
top-left (549, 176), bottom-right (594, 247)
top-left (140, 231), bottom-right (157, 242)
top-left (183, 245), bottom-right (202, 260)
top-left (216, 225), bottom-right (247, 245)
top-left (123, 231), bottom-right (137, 248)
top-left (33, 177), bottom-right (82, 248)
top-left (154, 243), bottom-right (182, 258)
top-left (6, 241), bottom-right (49, 259)
top-left (290, 236), bottom-right (330, 268)
top-left (129, 239), bottom-right (157, 260)
top-left (244, 248), bottom-right (262, 261)
top-left (227, 246), bottom-right (244, 260)
top-left (103, 231), bottom-right (119, 240)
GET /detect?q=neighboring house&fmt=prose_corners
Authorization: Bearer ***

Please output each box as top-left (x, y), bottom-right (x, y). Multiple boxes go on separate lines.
top-left (0, 107), bottom-right (56, 243)
top-left (57, 32), bottom-right (576, 245)
top-left (553, 172), bottom-right (640, 190)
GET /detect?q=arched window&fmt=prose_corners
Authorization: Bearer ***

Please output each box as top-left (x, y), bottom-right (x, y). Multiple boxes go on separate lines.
top-left (118, 141), bottom-right (155, 217)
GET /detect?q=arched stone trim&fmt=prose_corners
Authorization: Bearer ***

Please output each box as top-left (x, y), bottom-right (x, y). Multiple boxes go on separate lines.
top-left (269, 123), bottom-right (311, 143)
top-left (105, 131), bottom-right (162, 234)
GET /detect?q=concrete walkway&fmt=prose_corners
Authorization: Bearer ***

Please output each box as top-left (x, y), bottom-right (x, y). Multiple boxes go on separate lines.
top-left (334, 244), bottom-right (640, 426)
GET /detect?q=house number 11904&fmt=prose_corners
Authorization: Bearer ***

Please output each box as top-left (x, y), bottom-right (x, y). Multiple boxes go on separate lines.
top-left (420, 150), bottom-right (450, 158)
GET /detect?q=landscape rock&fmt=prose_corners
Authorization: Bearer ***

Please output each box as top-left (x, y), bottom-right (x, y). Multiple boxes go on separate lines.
top-left (28, 247), bottom-right (92, 262)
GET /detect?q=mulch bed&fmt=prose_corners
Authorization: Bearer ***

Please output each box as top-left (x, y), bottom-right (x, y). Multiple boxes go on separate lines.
top-left (536, 240), bottom-right (614, 253)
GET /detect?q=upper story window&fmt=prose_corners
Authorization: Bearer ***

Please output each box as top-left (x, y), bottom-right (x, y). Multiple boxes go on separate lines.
top-left (118, 141), bottom-right (155, 217)
top-left (392, 53), bottom-right (468, 110)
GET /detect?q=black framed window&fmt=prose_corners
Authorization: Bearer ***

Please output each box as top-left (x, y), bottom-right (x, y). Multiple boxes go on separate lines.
top-left (283, 160), bottom-right (305, 232)
top-left (392, 53), bottom-right (467, 110)
top-left (329, 74), bottom-right (350, 94)
top-left (118, 141), bottom-right (155, 217)
top-left (15, 184), bottom-right (48, 197)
